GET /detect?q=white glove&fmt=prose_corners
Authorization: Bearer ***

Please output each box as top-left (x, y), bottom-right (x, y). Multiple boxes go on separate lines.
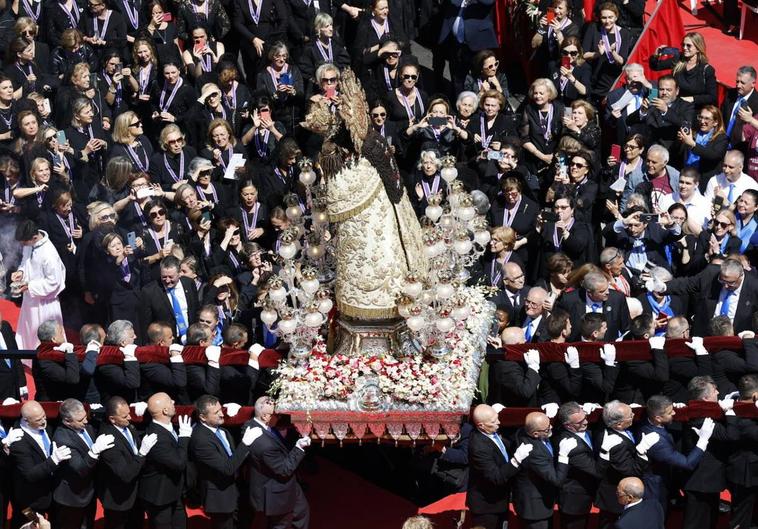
top-left (1, 427), bottom-right (24, 448)
top-left (205, 345), bottom-right (221, 364)
top-left (673, 402), bottom-right (686, 409)
top-left (600, 344), bottom-right (616, 366)
top-left (90, 434), bottom-right (115, 457)
top-left (53, 342), bottom-right (74, 354)
top-left (177, 415), bottom-right (192, 438)
top-left (168, 344), bottom-right (184, 362)
top-left (693, 417), bottom-right (715, 450)
top-left (599, 432), bottom-right (623, 460)
top-left (564, 346), bottom-right (580, 369)
top-left (491, 403), bottom-right (505, 413)
top-left (511, 442), bottom-right (533, 467)
top-left (725, 390), bottom-right (740, 400)
top-left (138, 433), bottom-right (158, 456)
top-left (635, 431), bottom-right (660, 457)
top-left (130, 402), bottom-right (148, 417)
top-left (89, 403), bottom-right (103, 410)
top-left (120, 344), bottom-right (138, 360)
top-left (295, 436), bottom-right (312, 450)
top-left (223, 403), bottom-right (241, 417)
top-left (2, 397), bottom-right (19, 405)
top-left (19, 386), bottom-right (28, 398)
top-left (541, 402), bottom-right (559, 419)
top-left (249, 343), bottom-right (264, 360)
top-left (169, 343), bottom-right (184, 354)
top-left (50, 442), bottom-right (72, 464)
top-left (739, 330), bottom-right (756, 339)
top-left (524, 349), bottom-right (541, 372)
top-left (644, 277), bottom-right (666, 293)
top-left (718, 398), bottom-right (735, 412)
top-left (85, 340), bottom-right (101, 353)
top-left (582, 403), bottom-right (601, 415)
top-left (558, 436), bottom-right (578, 457)
top-left (242, 426), bottom-right (264, 446)
top-left (685, 337), bottom-right (708, 356)
top-left (648, 336), bottom-right (666, 350)
top-left (629, 403), bottom-right (642, 408)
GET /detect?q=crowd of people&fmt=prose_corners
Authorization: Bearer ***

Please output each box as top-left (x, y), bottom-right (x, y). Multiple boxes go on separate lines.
top-left (0, 0), bottom-right (756, 527)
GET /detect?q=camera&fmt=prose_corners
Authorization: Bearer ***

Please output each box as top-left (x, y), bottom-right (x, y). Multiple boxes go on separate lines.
top-left (541, 208), bottom-right (559, 222)
top-left (638, 213), bottom-right (659, 223)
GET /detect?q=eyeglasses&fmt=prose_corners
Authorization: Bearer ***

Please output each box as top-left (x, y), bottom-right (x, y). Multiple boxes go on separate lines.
top-left (697, 115), bottom-right (714, 121)
top-left (483, 60), bottom-right (500, 69)
top-left (129, 121), bottom-right (142, 128)
top-left (714, 220), bottom-right (732, 228)
top-left (624, 143), bottom-right (641, 150)
top-left (570, 161), bottom-right (587, 168)
top-left (506, 273), bottom-right (524, 281)
top-left (100, 212), bottom-right (116, 221)
top-left (149, 208), bottom-right (166, 219)
top-left (322, 77), bottom-right (337, 84)
top-left (561, 50), bottom-right (579, 56)
top-left (371, 112), bottom-right (386, 118)
top-left (524, 299), bottom-right (542, 306)
top-left (167, 137), bottom-right (185, 145)
top-left (198, 169), bottom-right (212, 177)
top-left (402, 74), bottom-right (418, 81)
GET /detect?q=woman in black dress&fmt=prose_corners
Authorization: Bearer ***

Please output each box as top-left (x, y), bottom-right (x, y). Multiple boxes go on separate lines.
top-left (582, 2), bottom-right (631, 100)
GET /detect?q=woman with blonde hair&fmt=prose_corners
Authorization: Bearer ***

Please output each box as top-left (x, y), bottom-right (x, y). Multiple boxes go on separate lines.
top-left (672, 32), bottom-right (717, 107)
top-left (520, 78), bottom-right (564, 173)
top-left (481, 225), bottom-right (523, 288)
top-left (551, 36), bottom-right (591, 105)
top-left (110, 110), bottom-right (153, 173)
top-left (702, 208), bottom-right (742, 260)
top-left (13, 157), bottom-right (64, 220)
top-left (678, 104), bottom-right (728, 183)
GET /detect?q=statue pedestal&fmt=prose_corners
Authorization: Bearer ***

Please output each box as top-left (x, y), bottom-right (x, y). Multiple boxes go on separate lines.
top-left (332, 317), bottom-right (411, 357)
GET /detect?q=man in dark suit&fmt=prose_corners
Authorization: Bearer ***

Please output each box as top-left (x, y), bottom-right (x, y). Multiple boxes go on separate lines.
top-left (604, 64), bottom-right (653, 146)
top-left (9, 400), bottom-right (72, 529)
top-left (0, 313), bottom-right (27, 401)
top-left (555, 402), bottom-right (600, 529)
top-left (96, 320), bottom-right (140, 403)
top-left (491, 262), bottom-right (530, 325)
top-left (0, 423), bottom-right (24, 527)
top-left (98, 396), bottom-right (158, 529)
top-left (138, 392), bottom-right (192, 529)
top-left (512, 411), bottom-right (574, 529)
top-left (557, 271), bottom-right (631, 342)
top-left (245, 395), bottom-right (311, 529)
top-left (466, 404), bottom-right (533, 529)
top-left (520, 287), bottom-right (551, 343)
top-left (540, 311), bottom-right (582, 405)
top-left (52, 398), bottom-right (116, 529)
top-left (721, 66), bottom-right (758, 151)
top-left (31, 320), bottom-right (80, 402)
top-left (661, 317), bottom-right (712, 403)
top-left (189, 395), bottom-right (262, 529)
top-left (639, 395), bottom-right (713, 515)
top-left (664, 258), bottom-right (758, 336)
top-left (605, 209), bottom-right (683, 276)
top-left (138, 323), bottom-right (187, 402)
top-left (141, 255), bottom-right (200, 343)
top-left (614, 477), bottom-right (664, 529)
top-left (725, 374), bottom-right (758, 529)
top-left (612, 319), bottom-right (670, 405)
top-left (488, 327), bottom-right (541, 406)
top-left (179, 323), bottom-right (221, 404)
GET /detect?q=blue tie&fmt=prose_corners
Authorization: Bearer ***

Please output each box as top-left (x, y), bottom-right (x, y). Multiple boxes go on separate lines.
top-left (263, 324), bottom-right (277, 348)
top-left (122, 427), bottom-right (137, 454)
top-left (726, 97), bottom-right (743, 138)
top-left (584, 432), bottom-right (593, 449)
top-left (591, 302), bottom-right (602, 313)
top-left (168, 287), bottom-right (188, 338)
top-left (40, 429), bottom-right (51, 455)
top-left (491, 433), bottom-right (509, 462)
top-left (80, 429), bottom-right (94, 448)
top-left (543, 439), bottom-right (554, 456)
top-left (728, 184), bottom-right (735, 203)
top-left (0, 425), bottom-right (6, 440)
top-left (625, 429), bottom-right (635, 443)
top-left (215, 428), bottom-right (232, 457)
top-left (523, 318), bottom-right (533, 342)
top-left (720, 290), bottom-right (734, 317)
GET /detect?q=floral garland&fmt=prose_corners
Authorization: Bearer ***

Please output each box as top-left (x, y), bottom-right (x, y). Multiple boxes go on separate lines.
top-left (271, 286), bottom-right (494, 411)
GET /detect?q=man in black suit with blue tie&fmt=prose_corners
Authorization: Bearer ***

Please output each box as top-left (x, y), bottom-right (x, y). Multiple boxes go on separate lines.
top-left (189, 394), bottom-right (263, 529)
top-left (244, 396), bottom-right (311, 529)
top-left (466, 404), bottom-right (534, 529)
top-left (614, 477), bottom-right (664, 529)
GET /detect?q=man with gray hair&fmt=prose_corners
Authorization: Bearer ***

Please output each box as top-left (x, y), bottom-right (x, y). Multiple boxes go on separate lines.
top-left (622, 144), bottom-right (680, 211)
top-left (721, 65), bottom-right (757, 148)
top-left (521, 287), bottom-right (549, 343)
top-left (32, 320), bottom-right (80, 401)
top-left (600, 247), bottom-right (633, 297)
top-left (557, 271), bottom-right (631, 341)
top-left (95, 320), bottom-right (140, 403)
top-left (638, 266), bottom-right (684, 335)
top-left (704, 150), bottom-right (758, 206)
top-left (605, 63), bottom-right (652, 145)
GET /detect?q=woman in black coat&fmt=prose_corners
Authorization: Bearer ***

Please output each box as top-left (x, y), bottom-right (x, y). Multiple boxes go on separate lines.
top-left (530, 0), bottom-right (581, 78)
top-left (520, 78), bottom-right (565, 175)
top-left (581, 3), bottom-right (631, 99)
top-left (99, 231), bottom-right (146, 327)
top-left (678, 104), bottom-right (728, 186)
top-left (538, 193), bottom-right (593, 276)
top-left (548, 36), bottom-right (592, 106)
top-left (672, 32), bottom-right (718, 108)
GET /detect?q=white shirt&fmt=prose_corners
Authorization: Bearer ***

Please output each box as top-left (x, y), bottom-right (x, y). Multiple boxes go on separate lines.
top-left (714, 280), bottom-right (743, 320)
top-left (20, 420), bottom-right (49, 455)
top-left (659, 190), bottom-right (711, 227)
top-left (201, 421), bottom-right (231, 446)
top-left (153, 420), bottom-right (177, 437)
top-left (585, 293), bottom-right (604, 313)
top-left (704, 172), bottom-right (758, 205)
top-left (117, 426), bottom-right (138, 455)
top-left (624, 498), bottom-right (644, 510)
top-left (522, 315), bottom-right (543, 336)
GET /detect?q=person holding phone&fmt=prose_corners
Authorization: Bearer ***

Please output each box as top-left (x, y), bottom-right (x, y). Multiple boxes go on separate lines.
top-left (464, 49), bottom-right (511, 99)
top-left (531, 0), bottom-right (579, 78)
top-left (98, 52), bottom-right (130, 119)
top-left (183, 26), bottom-right (224, 86)
top-left (145, 0), bottom-right (182, 65)
top-left (538, 191), bottom-right (593, 275)
top-left (140, 198), bottom-right (184, 273)
top-left (406, 98), bottom-right (465, 156)
top-left (678, 105), bottom-right (728, 185)
top-left (581, 2), bottom-right (631, 99)
top-left (99, 231), bottom-right (146, 323)
top-left (466, 89), bottom-right (515, 159)
top-left (240, 97), bottom-right (285, 169)
top-left (550, 36), bottom-right (590, 105)
top-left (127, 38), bottom-right (159, 108)
top-left (254, 42), bottom-right (304, 134)
top-left (175, 0), bottom-right (230, 44)
top-left (561, 99), bottom-right (601, 153)
top-left (212, 217), bottom-right (246, 275)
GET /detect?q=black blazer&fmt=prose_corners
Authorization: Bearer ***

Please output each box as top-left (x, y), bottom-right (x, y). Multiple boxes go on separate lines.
top-left (95, 360), bottom-right (140, 404)
top-left (666, 263), bottom-right (758, 335)
top-left (557, 287), bottom-right (631, 342)
top-left (710, 338), bottom-right (758, 395)
top-left (52, 425), bottom-right (99, 508)
top-left (539, 361), bottom-right (582, 405)
top-left (140, 276), bottom-right (200, 341)
top-left (488, 194), bottom-right (539, 264)
top-left (138, 421), bottom-right (189, 507)
top-left (9, 429), bottom-right (59, 512)
top-left (614, 499), bottom-right (665, 529)
top-left (32, 351), bottom-right (80, 402)
top-left (554, 429), bottom-right (599, 515)
top-left (595, 428), bottom-right (649, 513)
top-left (540, 219), bottom-right (593, 274)
top-left (179, 364), bottom-right (221, 404)
top-left (189, 423), bottom-right (250, 513)
top-left (0, 321), bottom-right (25, 400)
top-left (612, 346), bottom-right (669, 405)
top-left (626, 98), bottom-right (695, 157)
top-left (488, 356), bottom-right (540, 407)
top-left (512, 431), bottom-right (569, 521)
top-left (674, 62), bottom-right (717, 107)
top-left (725, 413), bottom-right (758, 487)
top-left (97, 422), bottom-right (146, 511)
top-left (721, 88), bottom-right (758, 151)
top-left (490, 286), bottom-right (530, 325)
top-left (245, 420), bottom-right (306, 516)
top-left (682, 417), bottom-right (735, 495)
top-left (138, 362), bottom-right (187, 402)
top-left (465, 428), bottom-right (519, 514)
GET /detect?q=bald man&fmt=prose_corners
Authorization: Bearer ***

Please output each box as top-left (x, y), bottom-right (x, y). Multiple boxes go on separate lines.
top-left (512, 412), bottom-right (575, 529)
top-left (614, 477), bottom-right (664, 529)
top-left (10, 401), bottom-right (72, 529)
top-left (488, 327), bottom-right (541, 406)
top-left (492, 262), bottom-right (530, 325)
top-left (521, 287), bottom-right (550, 343)
top-left (138, 392), bottom-right (192, 529)
top-left (466, 404), bottom-right (533, 529)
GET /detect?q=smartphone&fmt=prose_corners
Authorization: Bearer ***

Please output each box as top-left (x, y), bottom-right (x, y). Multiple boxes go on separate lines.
top-left (713, 195), bottom-right (725, 212)
top-left (279, 72), bottom-right (292, 86)
top-left (649, 87), bottom-right (659, 100)
top-left (56, 130), bottom-right (67, 145)
top-left (194, 43), bottom-right (204, 54)
top-left (564, 107), bottom-right (573, 119)
top-left (325, 86), bottom-right (336, 99)
top-left (610, 144), bottom-right (622, 160)
top-left (546, 7), bottom-right (556, 23)
top-left (259, 109), bottom-right (271, 122)
top-left (201, 210), bottom-right (212, 223)
top-left (21, 508), bottom-right (39, 523)
top-left (639, 213), bottom-right (660, 223)
top-left (136, 187), bottom-right (154, 199)
top-left (162, 12), bottom-right (172, 21)
top-left (681, 120), bottom-right (691, 134)
top-left (542, 209), bottom-right (559, 222)
top-left (429, 116), bottom-right (447, 127)
top-left (127, 231), bottom-right (137, 248)
top-left (42, 98), bottom-right (51, 115)
top-left (487, 150), bottom-right (504, 161)
top-left (561, 55), bottom-right (571, 69)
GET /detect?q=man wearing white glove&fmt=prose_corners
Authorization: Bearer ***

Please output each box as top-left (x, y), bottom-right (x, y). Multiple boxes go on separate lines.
top-left (138, 392), bottom-right (191, 529)
top-left (512, 412), bottom-right (570, 528)
top-left (639, 395), bottom-right (709, 515)
top-left (137, 323), bottom-right (187, 402)
top-left (554, 402), bottom-right (602, 528)
top-left (97, 320), bottom-right (140, 404)
top-left (244, 395), bottom-right (310, 529)
top-left (664, 317), bottom-right (713, 403)
top-left (613, 318), bottom-right (669, 404)
top-left (99, 396), bottom-right (155, 529)
top-left (466, 404), bottom-right (531, 529)
top-left (0, 312), bottom-right (28, 404)
top-left (488, 327), bottom-right (540, 406)
top-left (595, 400), bottom-right (650, 527)
top-left (182, 323), bottom-right (221, 402)
top-left (190, 395), bottom-right (260, 529)
top-left (33, 320), bottom-right (80, 401)
top-left (539, 313), bottom-right (583, 403)
top-left (52, 398), bottom-right (114, 529)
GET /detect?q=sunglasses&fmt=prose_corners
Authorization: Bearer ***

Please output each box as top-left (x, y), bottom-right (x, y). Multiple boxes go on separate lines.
top-left (45, 134), bottom-right (57, 142)
top-left (100, 212), bottom-right (116, 220)
top-left (322, 77), bottom-right (337, 84)
top-left (198, 169), bottom-right (212, 177)
top-left (150, 208), bottom-right (166, 219)
top-left (386, 51), bottom-right (402, 58)
top-left (129, 121), bottom-right (142, 128)
top-left (714, 220), bottom-right (732, 228)
top-left (561, 50), bottom-right (579, 56)
top-left (570, 161), bottom-right (587, 168)
top-left (371, 112), bottom-right (386, 118)
top-left (232, 228), bottom-right (240, 235)
top-left (484, 60), bottom-right (500, 69)
top-left (402, 74), bottom-right (418, 81)
top-left (167, 137), bottom-right (184, 145)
